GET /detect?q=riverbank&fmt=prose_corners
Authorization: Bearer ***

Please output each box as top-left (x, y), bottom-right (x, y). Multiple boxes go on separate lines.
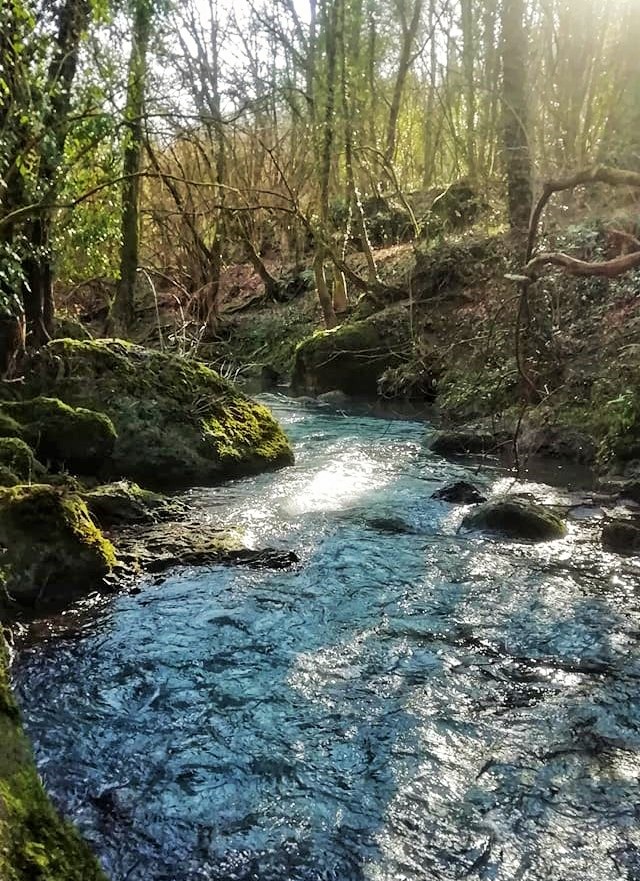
top-left (176, 221), bottom-right (640, 498)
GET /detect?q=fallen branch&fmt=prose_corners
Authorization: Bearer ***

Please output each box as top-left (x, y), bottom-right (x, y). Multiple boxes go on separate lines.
top-left (525, 249), bottom-right (640, 278)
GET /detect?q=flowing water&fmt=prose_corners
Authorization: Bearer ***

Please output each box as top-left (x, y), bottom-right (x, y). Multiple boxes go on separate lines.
top-left (14, 396), bottom-right (640, 881)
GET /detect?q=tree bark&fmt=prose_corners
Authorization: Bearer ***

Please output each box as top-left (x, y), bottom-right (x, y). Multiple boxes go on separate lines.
top-left (501, 0), bottom-right (532, 232)
top-left (384, 0), bottom-right (423, 166)
top-left (112, 0), bottom-right (152, 333)
top-left (22, 0), bottom-right (90, 347)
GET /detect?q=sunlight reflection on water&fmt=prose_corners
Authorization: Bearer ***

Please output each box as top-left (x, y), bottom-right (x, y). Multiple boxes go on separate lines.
top-left (13, 394), bottom-right (640, 881)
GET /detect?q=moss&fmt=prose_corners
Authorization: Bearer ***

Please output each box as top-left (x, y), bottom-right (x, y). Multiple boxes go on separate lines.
top-left (1, 398), bottom-right (116, 476)
top-left (0, 413), bottom-right (23, 439)
top-left (292, 305), bottom-right (411, 395)
top-left (26, 339), bottom-right (293, 487)
top-left (461, 496), bottom-right (567, 542)
top-left (54, 317), bottom-right (93, 341)
top-left (0, 637), bottom-right (106, 881)
top-left (82, 479), bottom-right (186, 526)
top-left (0, 485), bottom-right (116, 610)
top-left (0, 466), bottom-right (19, 487)
top-left (0, 438), bottom-right (42, 483)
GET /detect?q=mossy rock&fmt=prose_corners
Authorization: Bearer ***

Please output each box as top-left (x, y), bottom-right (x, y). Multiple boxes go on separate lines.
top-left (0, 637), bottom-right (106, 881)
top-left (429, 429), bottom-right (503, 457)
top-left (461, 496), bottom-right (567, 542)
top-left (0, 466), bottom-right (19, 487)
top-left (601, 519), bottom-right (640, 555)
top-left (26, 339), bottom-right (294, 487)
top-left (292, 305), bottom-right (410, 395)
top-left (0, 438), bottom-right (43, 483)
top-left (0, 413), bottom-right (23, 439)
top-left (53, 318), bottom-right (92, 341)
top-left (0, 398), bottom-right (116, 476)
top-left (82, 480), bottom-right (187, 527)
top-left (0, 485), bottom-right (116, 610)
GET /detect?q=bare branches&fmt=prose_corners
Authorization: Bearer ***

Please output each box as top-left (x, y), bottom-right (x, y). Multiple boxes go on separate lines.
top-left (525, 249), bottom-right (640, 279)
top-left (526, 165), bottom-right (640, 261)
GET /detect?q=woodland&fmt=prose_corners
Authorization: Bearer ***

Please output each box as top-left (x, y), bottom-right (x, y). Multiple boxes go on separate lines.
top-left (1, 0), bottom-right (640, 879)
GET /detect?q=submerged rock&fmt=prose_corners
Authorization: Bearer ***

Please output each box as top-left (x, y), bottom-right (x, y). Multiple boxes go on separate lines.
top-left (114, 520), bottom-right (299, 573)
top-left (460, 496), bottom-right (567, 541)
top-left (26, 339), bottom-right (293, 487)
top-left (292, 305), bottom-right (410, 395)
top-left (431, 480), bottom-right (487, 504)
top-left (365, 515), bottom-right (415, 534)
top-left (601, 519), bottom-right (640, 555)
top-left (0, 638), bottom-right (106, 881)
top-left (0, 485), bottom-right (116, 611)
top-left (0, 397), bottom-right (116, 475)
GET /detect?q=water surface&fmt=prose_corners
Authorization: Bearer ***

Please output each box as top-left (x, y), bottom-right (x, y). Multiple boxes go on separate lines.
top-left (15, 396), bottom-right (640, 880)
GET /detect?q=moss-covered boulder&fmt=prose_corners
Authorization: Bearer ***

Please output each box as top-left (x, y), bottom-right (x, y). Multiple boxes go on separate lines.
top-left (0, 412), bottom-right (23, 439)
top-left (460, 496), bottom-right (567, 542)
top-left (0, 438), bottom-right (43, 484)
top-left (0, 398), bottom-right (116, 475)
top-left (292, 305), bottom-right (410, 395)
top-left (82, 480), bottom-right (187, 527)
top-left (0, 485), bottom-right (116, 610)
top-left (25, 339), bottom-right (293, 487)
top-left (0, 637), bottom-right (106, 881)
top-left (429, 428), bottom-right (501, 457)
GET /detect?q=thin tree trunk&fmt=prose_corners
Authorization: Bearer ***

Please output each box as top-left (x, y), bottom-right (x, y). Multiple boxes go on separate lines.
top-left (314, 0), bottom-right (339, 328)
top-left (339, 0), bottom-right (378, 285)
top-left (112, 0), bottom-right (152, 333)
top-left (23, 0), bottom-right (89, 347)
top-left (502, 0), bottom-right (532, 232)
top-left (460, 0), bottom-right (476, 178)
top-left (384, 0), bottom-right (423, 166)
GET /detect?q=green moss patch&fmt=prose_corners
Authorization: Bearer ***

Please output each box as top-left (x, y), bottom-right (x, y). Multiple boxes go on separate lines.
top-left (461, 496), bottom-right (567, 542)
top-left (292, 304), bottom-right (411, 395)
top-left (0, 438), bottom-right (43, 483)
top-left (26, 339), bottom-right (293, 487)
top-left (0, 398), bottom-right (116, 476)
top-left (0, 485), bottom-right (116, 610)
top-left (82, 479), bottom-right (186, 527)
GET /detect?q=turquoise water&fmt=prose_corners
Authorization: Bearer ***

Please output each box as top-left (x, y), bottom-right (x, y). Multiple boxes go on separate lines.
top-left (15, 396), bottom-right (640, 880)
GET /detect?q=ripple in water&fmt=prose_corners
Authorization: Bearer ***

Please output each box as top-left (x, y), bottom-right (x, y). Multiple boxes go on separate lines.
top-left (14, 396), bottom-right (640, 880)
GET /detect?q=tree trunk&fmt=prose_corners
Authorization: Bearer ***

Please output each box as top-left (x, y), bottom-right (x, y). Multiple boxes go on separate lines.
top-left (314, 0), bottom-right (339, 329)
top-left (384, 0), bottom-right (423, 166)
top-left (502, 0), bottom-right (532, 232)
top-left (22, 0), bottom-right (89, 347)
top-left (314, 248), bottom-right (338, 328)
top-left (460, 0), bottom-right (477, 178)
top-left (112, 0), bottom-right (152, 333)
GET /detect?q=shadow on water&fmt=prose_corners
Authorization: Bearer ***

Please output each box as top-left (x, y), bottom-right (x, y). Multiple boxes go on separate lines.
top-left (13, 394), bottom-right (640, 881)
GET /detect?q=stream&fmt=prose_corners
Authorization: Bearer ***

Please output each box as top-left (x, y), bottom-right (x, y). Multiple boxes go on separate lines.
top-left (14, 395), bottom-right (640, 881)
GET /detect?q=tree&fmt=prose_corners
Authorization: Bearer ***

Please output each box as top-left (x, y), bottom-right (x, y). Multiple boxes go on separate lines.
top-left (111, 0), bottom-right (153, 332)
top-left (0, 0), bottom-right (90, 371)
top-left (502, 0), bottom-right (532, 232)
